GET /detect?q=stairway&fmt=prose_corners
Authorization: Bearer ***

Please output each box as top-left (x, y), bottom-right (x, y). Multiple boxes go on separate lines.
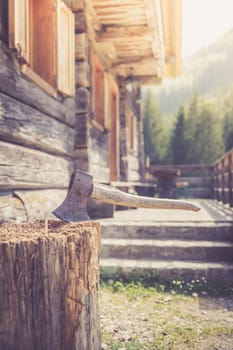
top-left (100, 220), bottom-right (233, 287)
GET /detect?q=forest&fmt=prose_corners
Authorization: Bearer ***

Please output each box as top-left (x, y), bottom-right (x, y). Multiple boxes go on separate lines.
top-left (143, 88), bottom-right (233, 165)
top-left (143, 29), bottom-right (233, 166)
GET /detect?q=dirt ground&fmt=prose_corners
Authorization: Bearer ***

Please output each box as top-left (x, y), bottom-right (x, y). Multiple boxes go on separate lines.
top-left (99, 286), bottom-right (233, 350)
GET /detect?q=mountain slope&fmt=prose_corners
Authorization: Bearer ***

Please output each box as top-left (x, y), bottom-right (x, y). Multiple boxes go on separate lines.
top-left (150, 30), bottom-right (233, 115)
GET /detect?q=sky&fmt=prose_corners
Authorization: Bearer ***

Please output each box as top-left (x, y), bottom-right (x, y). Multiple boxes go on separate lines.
top-left (182, 0), bottom-right (233, 58)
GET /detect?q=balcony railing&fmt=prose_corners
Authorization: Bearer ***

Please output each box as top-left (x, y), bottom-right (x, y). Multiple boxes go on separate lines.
top-left (213, 148), bottom-right (233, 207)
top-left (147, 148), bottom-right (233, 207)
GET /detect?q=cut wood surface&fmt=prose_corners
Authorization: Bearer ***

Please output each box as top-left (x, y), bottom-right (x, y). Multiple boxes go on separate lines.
top-left (0, 141), bottom-right (71, 190)
top-left (0, 221), bottom-right (101, 350)
top-left (0, 92), bottom-right (75, 156)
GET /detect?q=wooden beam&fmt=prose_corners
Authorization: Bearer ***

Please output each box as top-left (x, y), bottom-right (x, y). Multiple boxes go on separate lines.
top-left (0, 141), bottom-right (71, 190)
top-left (0, 92), bottom-right (75, 156)
top-left (112, 57), bottom-right (159, 71)
top-left (97, 34), bottom-right (153, 47)
top-left (112, 57), bottom-right (158, 69)
top-left (98, 25), bottom-right (150, 38)
top-left (92, 0), bottom-right (143, 8)
top-left (95, 16), bottom-right (146, 26)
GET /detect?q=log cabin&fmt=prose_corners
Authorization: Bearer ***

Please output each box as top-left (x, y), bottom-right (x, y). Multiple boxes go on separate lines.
top-left (0, 0), bottom-right (182, 222)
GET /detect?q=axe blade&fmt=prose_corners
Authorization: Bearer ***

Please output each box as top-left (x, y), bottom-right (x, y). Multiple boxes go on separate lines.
top-left (53, 170), bottom-right (93, 222)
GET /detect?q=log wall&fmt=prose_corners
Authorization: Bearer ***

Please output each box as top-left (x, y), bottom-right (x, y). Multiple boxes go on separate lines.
top-left (89, 126), bottom-right (110, 182)
top-left (0, 40), bottom-right (76, 223)
top-left (119, 83), bottom-right (143, 182)
top-left (0, 221), bottom-right (101, 350)
top-left (74, 6), bottom-right (145, 186)
top-left (0, 2), bottom-right (146, 222)
top-left (127, 152), bottom-right (140, 182)
top-left (119, 84), bottom-right (129, 181)
top-left (73, 10), bottom-right (90, 176)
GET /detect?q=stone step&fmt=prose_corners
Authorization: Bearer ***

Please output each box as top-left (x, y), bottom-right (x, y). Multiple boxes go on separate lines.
top-left (101, 238), bottom-right (233, 262)
top-left (101, 222), bottom-right (233, 241)
top-left (100, 203), bottom-right (233, 286)
top-left (100, 258), bottom-right (233, 285)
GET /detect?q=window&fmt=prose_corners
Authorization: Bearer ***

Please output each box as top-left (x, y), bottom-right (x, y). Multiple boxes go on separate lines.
top-left (107, 74), bottom-right (119, 181)
top-left (8, 0), bottom-right (75, 96)
top-left (103, 73), bottom-right (117, 130)
top-left (127, 111), bottom-right (138, 151)
top-left (91, 52), bottom-right (105, 126)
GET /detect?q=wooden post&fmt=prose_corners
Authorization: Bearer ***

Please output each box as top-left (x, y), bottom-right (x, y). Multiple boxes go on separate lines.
top-left (230, 151), bottom-right (233, 207)
top-left (0, 221), bottom-right (101, 350)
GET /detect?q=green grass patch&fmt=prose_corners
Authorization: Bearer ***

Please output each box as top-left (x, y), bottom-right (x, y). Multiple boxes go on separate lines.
top-left (100, 269), bottom-right (233, 296)
top-left (201, 325), bottom-right (233, 337)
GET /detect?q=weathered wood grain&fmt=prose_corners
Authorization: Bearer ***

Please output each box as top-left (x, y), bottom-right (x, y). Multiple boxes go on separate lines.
top-left (74, 113), bottom-right (89, 148)
top-left (0, 42), bottom-right (74, 125)
top-left (66, 0), bottom-right (85, 12)
top-left (0, 92), bottom-right (75, 156)
top-left (75, 61), bottom-right (90, 87)
top-left (89, 127), bottom-right (110, 182)
top-left (75, 33), bottom-right (88, 61)
top-left (75, 12), bottom-right (87, 33)
top-left (0, 141), bottom-right (72, 190)
top-left (0, 190), bottom-right (68, 223)
top-left (75, 88), bottom-right (90, 114)
top-left (0, 221), bottom-right (101, 350)
top-left (0, 191), bottom-right (27, 223)
top-left (14, 189), bottom-right (67, 221)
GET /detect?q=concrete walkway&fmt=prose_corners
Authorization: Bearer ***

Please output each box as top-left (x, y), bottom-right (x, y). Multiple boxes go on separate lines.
top-left (100, 199), bottom-right (233, 224)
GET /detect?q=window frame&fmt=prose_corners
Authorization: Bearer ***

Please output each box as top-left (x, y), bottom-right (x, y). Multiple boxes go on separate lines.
top-left (127, 110), bottom-right (138, 152)
top-left (8, 0), bottom-right (75, 97)
top-left (91, 51), bottom-right (106, 128)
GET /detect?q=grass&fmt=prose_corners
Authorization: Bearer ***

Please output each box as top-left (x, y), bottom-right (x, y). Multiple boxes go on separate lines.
top-left (100, 268), bottom-right (233, 296)
top-left (99, 280), bottom-right (233, 350)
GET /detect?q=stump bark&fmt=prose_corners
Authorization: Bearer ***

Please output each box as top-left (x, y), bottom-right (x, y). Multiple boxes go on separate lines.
top-left (0, 221), bottom-right (101, 350)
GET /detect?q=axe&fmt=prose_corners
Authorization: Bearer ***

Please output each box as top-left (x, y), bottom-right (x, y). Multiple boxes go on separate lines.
top-left (53, 170), bottom-right (200, 222)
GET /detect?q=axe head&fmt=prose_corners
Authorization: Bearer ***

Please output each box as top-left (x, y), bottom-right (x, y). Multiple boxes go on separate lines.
top-left (53, 170), bottom-right (93, 222)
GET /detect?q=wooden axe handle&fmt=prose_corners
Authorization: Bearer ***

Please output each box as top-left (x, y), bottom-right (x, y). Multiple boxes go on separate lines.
top-left (92, 183), bottom-right (200, 212)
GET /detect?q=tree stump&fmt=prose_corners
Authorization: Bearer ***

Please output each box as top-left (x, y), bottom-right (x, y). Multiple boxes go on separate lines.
top-left (0, 220), bottom-right (101, 350)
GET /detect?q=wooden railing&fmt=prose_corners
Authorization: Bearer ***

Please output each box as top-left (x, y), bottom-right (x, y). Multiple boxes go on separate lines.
top-left (147, 149), bottom-right (233, 206)
top-left (213, 148), bottom-right (233, 207)
top-left (148, 164), bottom-right (213, 199)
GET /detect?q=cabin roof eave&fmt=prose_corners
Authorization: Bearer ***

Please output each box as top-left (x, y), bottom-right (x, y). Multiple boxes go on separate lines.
top-left (88, 0), bottom-right (182, 84)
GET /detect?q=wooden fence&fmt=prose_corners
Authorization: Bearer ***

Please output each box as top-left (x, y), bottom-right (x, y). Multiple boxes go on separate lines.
top-left (148, 164), bottom-right (213, 199)
top-left (213, 148), bottom-right (233, 207)
top-left (149, 149), bottom-right (233, 207)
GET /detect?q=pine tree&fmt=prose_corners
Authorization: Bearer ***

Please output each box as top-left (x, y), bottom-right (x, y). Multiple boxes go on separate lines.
top-left (183, 92), bottom-right (200, 164)
top-left (194, 102), bottom-right (224, 163)
top-left (171, 106), bottom-right (186, 164)
top-left (223, 108), bottom-right (233, 151)
top-left (143, 90), bottom-right (169, 164)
